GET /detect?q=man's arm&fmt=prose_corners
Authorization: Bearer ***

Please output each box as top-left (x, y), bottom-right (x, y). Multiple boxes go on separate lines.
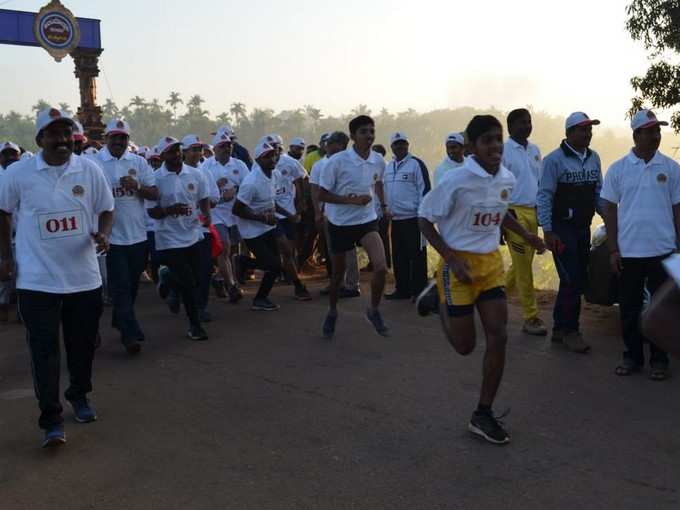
top-left (536, 155), bottom-right (561, 251)
top-left (502, 213), bottom-right (545, 253)
top-left (93, 209), bottom-right (114, 253)
top-left (317, 187), bottom-right (369, 206)
top-left (418, 217), bottom-right (471, 284)
top-left (233, 199), bottom-right (275, 225)
top-left (198, 197), bottom-right (212, 226)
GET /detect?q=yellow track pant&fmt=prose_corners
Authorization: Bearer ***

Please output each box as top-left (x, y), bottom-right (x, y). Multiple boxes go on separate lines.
top-left (504, 205), bottom-right (538, 320)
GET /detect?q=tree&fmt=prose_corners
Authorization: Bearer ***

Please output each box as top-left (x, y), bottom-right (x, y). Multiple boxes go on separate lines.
top-left (102, 98), bottom-right (119, 120)
top-left (350, 104), bottom-right (372, 117)
top-left (626, 0), bottom-right (680, 130)
top-left (31, 99), bottom-right (50, 114)
top-left (129, 96), bottom-right (147, 111)
top-left (216, 112), bottom-right (233, 126)
top-left (186, 95), bottom-right (208, 117)
top-left (230, 102), bottom-right (247, 121)
top-left (166, 91), bottom-right (183, 120)
top-left (59, 103), bottom-right (73, 115)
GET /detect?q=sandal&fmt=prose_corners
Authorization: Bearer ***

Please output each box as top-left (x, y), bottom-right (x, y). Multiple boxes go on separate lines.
top-left (649, 365), bottom-right (669, 381)
top-left (615, 360), bottom-right (642, 376)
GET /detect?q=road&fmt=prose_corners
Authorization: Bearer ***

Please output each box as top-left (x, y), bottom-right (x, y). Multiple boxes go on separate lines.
top-left (1, 276), bottom-right (679, 510)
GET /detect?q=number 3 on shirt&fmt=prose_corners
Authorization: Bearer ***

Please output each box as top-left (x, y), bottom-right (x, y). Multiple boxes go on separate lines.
top-left (38, 210), bottom-right (85, 240)
top-left (468, 206), bottom-right (504, 232)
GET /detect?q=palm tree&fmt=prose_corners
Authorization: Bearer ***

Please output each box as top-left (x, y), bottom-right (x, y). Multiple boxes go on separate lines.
top-left (350, 104), bottom-right (372, 117)
top-left (166, 91), bottom-right (183, 120)
top-left (129, 96), bottom-right (147, 111)
top-left (59, 103), bottom-right (73, 115)
top-left (304, 104), bottom-right (323, 130)
top-left (230, 102), bottom-right (247, 121)
top-left (102, 98), bottom-right (119, 119)
top-left (186, 94), bottom-right (208, 117)
top-left (31, 99), bottom-right (50, 114)
top-left (216, 112), bottom-right (233, 125)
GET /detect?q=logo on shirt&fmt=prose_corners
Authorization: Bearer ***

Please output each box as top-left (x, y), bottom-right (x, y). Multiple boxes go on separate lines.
top-left (187, 182), bottom-right (195, 192)
top-left (128, 168), bottom-right (137, 177)
top-left (72, 185), bottom-right (85, 196)
top-left (500, 189), bottom-right (510, 200)
top-left (401, 174), bottom-right (409, 180)
top-left (657, 173), bottom-right (668, 184)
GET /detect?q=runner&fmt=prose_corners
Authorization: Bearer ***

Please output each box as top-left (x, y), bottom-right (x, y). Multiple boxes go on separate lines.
top-left (418, 114), bottom-right (545, 445)
top-left (537, 112), bottom-right (603, 353)
top-left (0, 107), bottom-right (114, 447)
top-left (0, 141), bottom-right (20, 322)
top-left (383, 132), bottom-right (431, 300)
top-left (502, 109), bottom-right (547, 336)
top-left (601, 109), bottom-right (680, 380)
top-left (148, 136), bottom-right (212, 341)
top-left (201, 130), bottom-right (248, 303)
top-left (318, 115), bottom-right (389, 338)
top-left (433, 132), bottom-right (465, 186)
top-left (96, 119), bottom-right (159, 354)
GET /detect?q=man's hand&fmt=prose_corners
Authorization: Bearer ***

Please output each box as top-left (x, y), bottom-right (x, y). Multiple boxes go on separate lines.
top-left (348, 194), bottom-right (372, 206)
top-left (0, 258), bottom-right (15, 282)
top-left (262, 211), bottom-right (277, 225)
top-left (610, 250), bottom-right (623, 276)
top-left (382, 206), bottom-right (392, 220)
top-left (544, 231), bottom-right (561, 253)
top-left (92, 232), bottom-right (109, 254)
top-left (120, 176), bottom-right (139, 192)
top-left (526, 233), bottom-right (546, 254)
top-left (443, 248), bottom-right (472, 284)
top-left (166, 203), bottom-right (191, 217)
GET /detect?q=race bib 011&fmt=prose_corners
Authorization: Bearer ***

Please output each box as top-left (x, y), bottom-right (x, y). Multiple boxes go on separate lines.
top-left (38, 210), bottom-right (86, 240)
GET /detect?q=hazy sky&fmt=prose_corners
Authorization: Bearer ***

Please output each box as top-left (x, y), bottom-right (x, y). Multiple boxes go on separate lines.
top-left (0, 0), bottom-right (653, 127)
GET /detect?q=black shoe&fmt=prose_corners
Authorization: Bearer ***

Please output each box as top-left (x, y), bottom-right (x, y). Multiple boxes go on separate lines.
top-left (187, 324), bottom-right (209, 341)
top-left (251, 297), bottom-right (280, 311)
top-left (385, 291), bottom-right (411, 301)
top-left (365, 308), bottom-right (389, 337)
top-left (294, 285), bottom-right (312, 301)
top-left (416, 280), bottom-right (439, 317)
top-left (228, 285), bottom-right (244, 303)
top-left (124, 340), bottom-right (142, 355)
top-left (338, 287), bottom-right (361, 299)
top-left (322, 311), bottom-right (337, 339)
top-left (211, 277), bottom-right (227, 298)
top-left (469, 409), bottom-right (510, 445)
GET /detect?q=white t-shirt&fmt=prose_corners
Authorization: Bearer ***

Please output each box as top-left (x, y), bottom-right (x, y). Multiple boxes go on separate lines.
top-left (235, 163), bottom-right (278, 239)
top-left (152, 164), bottom-right (210, 250)
top-left (309, 156), bottom-right (328, 186)
top-left (274, 153), bottom-right (306, 217)
top-left (0, 152), bottom-right (114, 293)
top-left (419, 157), bottom-right (516, 254)
top-left (202, 157), bottom-right (250, 226)
top-left (96, 147), bottom-right (156, 245)
top-left (319, 147), bottom-right (386, 226)
top-left (502, 138), bottom-right (542, 207)
top-left (433, 157), bottom-right (464, 187)
top-left (601, 150), bottom-right (680, 257)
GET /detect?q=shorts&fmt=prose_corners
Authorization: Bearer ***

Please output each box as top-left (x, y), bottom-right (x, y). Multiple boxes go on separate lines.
top-left (327, 220), bottom-right (378, 255)
top-left (275, 218), bottom-right (297, 241)
top-left (437, 250), bottom-right (506, 317)
top-left (214, 224), bottom-right (242, 246)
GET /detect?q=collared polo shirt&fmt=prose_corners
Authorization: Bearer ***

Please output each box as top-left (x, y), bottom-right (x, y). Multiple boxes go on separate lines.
top-left (419, 157), bottom-right (516, 254)
top-left (0, 152), bottom-right (114, 293)
top-left (202, 156), bottom-right (250, 227)
top-left (275, 153), bottom-right (306, 217)
top-left (502, 138), bottom-right (542, 207)
top-left (601, 150), bottom-right (680, 257)
top-left (235, 163), bottom-right (277, 239)
top-left (433, 157), bottom-right (465, 187)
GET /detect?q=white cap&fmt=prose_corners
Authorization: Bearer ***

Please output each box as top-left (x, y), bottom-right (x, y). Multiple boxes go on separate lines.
top-left (258, 134), bottom-right (278, 146)
top-left (105, 118), bottom-right (131, 137)
top-left (320, 132), bottom-right (331, 144)
top-left (20, 151), bottom-right (34, 160)
top-left (35, 107), bottom-right (75, 136)
top-left (212, 130), bottom-right (234, 147)
top-left (83, 147), bottom-right (98, 155)
top-left (254, 141), bottom-right (277, 159)
top-left (290, 137), bottom-right (305, 148)
top-left (128, 142), bottom-right (139, 153)
top-left (137, 145), bottom-right (150, 158)
top-left (148, 145), bottom-right (162, 159)
top-left (212, 124), bottom-right (235, 137)
top-left (565, 112), bottom-right (600, 130)
top-left (157, 136), bottom-right (182, 154)
top-left (390, 132), bottom-right (409, 145)
top-left (265, 134), bottom-right (283, 146)
top-left (445, 132), bottom-right (465, 146)
top-left (0, 141), bottom-right (20, 154)
top-left (181, 134), bottom-right (204, 150)
top-left (631, 109), bottom-right (669, 131)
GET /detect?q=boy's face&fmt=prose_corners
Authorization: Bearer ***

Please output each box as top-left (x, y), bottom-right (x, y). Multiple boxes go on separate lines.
top-left (351, 124), bottom-right (375, 150)
top-left (472, 127), bottom-right (503, 171)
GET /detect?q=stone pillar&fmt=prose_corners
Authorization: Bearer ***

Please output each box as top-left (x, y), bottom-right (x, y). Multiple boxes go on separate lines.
top-left (71, 48), bottom-right (105, 142)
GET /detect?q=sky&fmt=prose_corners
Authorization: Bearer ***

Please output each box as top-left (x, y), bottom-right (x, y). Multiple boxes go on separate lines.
top-left (0, 0), bottom-right (655, 128)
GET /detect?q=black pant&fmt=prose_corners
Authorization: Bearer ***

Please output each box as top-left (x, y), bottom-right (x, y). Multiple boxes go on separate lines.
top-left (18, 287), bottom-right (103, 430)
top-left (106, 241), bottom-right (147, 344)
top-left (157, 242), bottom-right (202, 327)
top-left (197, 233), bottom-right (213, 311)
top-left (390, 218), bottom-right (427, 297)
top-left (241, 230), bottom-right (282, 300)
top-left (619, 254), bottom-right (671, 366)
top-left (552, 222), bottom-right (590, 332)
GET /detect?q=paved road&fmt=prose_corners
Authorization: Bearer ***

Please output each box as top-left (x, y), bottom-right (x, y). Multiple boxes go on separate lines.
top-left (1, 278), bottom-right (678, 509)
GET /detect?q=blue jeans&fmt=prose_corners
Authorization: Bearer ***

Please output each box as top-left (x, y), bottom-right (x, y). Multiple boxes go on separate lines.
top-left (106, 241), bottom-right (148, 344)
top-left (551, 222), bottom-right (590, 333)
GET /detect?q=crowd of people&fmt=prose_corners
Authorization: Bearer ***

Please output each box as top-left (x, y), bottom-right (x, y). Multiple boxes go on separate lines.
top-left (1, 104), bottom-right (678, 449)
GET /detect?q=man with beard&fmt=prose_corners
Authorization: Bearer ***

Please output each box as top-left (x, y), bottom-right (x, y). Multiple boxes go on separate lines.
top-left (0, 107), bottom-right (114, 447)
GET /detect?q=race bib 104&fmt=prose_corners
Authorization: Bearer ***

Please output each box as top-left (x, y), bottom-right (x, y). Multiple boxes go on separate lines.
top-left (38, 210), bottom-right (86, 240)
top-left (467, 206), bottom-right (505, 232)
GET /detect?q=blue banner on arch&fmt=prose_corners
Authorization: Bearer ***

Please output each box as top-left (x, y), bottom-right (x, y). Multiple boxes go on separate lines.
top-left (0, 8), bottom-right (101, 49)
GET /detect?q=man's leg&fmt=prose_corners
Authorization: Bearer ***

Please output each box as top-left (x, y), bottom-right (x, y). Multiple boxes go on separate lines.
top-left (125, 242), bottom-right (147, 342)
top-left (505, 208), bottom-right (538, 320)
top-left (62, 288), bottom-right (102, 404)
top-left (643, 255), bottom-right (671, 369)
top-left (618, 257), bottom-right (647, 367)
top-left (551, 223), bottom-right (579, 333)
top-left (244, 232), bottom-right (283, 302)
top-left (196, 234), bottom-right (213, 315)
top-left (344, 249), bottom-right (360, 292)
top-left (379, 215), bottom-right (392, 270)
top-left (390, 220), bottom-right (410, 296)
top-left (404, 217), bottom-right (427, 297)
top-left (360, 231), bottom-right (387, 310)
top-left (18, 290), bottom-right (64, 429)
top-left (106, 245), bottom-right (131, 338)
top-left (476, 297), bottom-right (509, 408)
top-left (160, 247), bottom-right (202, 328)
top-left (276, 231), bottom-right (310, 298)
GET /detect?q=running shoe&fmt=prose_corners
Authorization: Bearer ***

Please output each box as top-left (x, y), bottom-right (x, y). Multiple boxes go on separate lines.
top-left (211, 276), bottom-right (227, 298)
top-left (157, 266), bottom-right (171, 299)
top-left (294, 285), bottom-right (312, 301)
top-left (322, 311), bottom-right (338, 339)
top-left (338, 287), bottom-right (361, 299)
top-left (365, 308), bottom-right (389, 337)
top-left (469, 408), bottom-right (510, 445)
top-left (187, 324), bottom-right (209, 341)
top-left (42, 424), bottom-right (66, 448)
top-left (251, 298), bottom-right (280, 311)
top-left (228, 285), bottom-right (244, 303)
top-left (415, 280), bottom-right (438, 317)
top-left (69, 398), bottom-right (97, 423)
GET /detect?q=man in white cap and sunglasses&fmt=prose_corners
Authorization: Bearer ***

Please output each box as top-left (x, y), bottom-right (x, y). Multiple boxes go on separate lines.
top-left (537, 112), bottom-right (603, 353)
top-left (96, 119), bottom-right (159, 355)
top-left (602, 109), bottom-right (680, 380)
top-left (0, 107), bottom-right (114, 448)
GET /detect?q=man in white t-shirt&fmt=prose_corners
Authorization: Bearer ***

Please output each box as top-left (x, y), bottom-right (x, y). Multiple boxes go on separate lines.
top-left (433, 132), bottom-right (465, 187)
top-left (96, 119), bottom-right (158, 355)
top-left (0, 141), bottom-right (20, 322)
top-left (147, 136), bottom-right (212, 341)
top-left (601, 109), bottom-right (680, 380)
top-left (0, 107), bottom-right (114, 448)
top-left (318, 115), bottom-right (389, 338)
